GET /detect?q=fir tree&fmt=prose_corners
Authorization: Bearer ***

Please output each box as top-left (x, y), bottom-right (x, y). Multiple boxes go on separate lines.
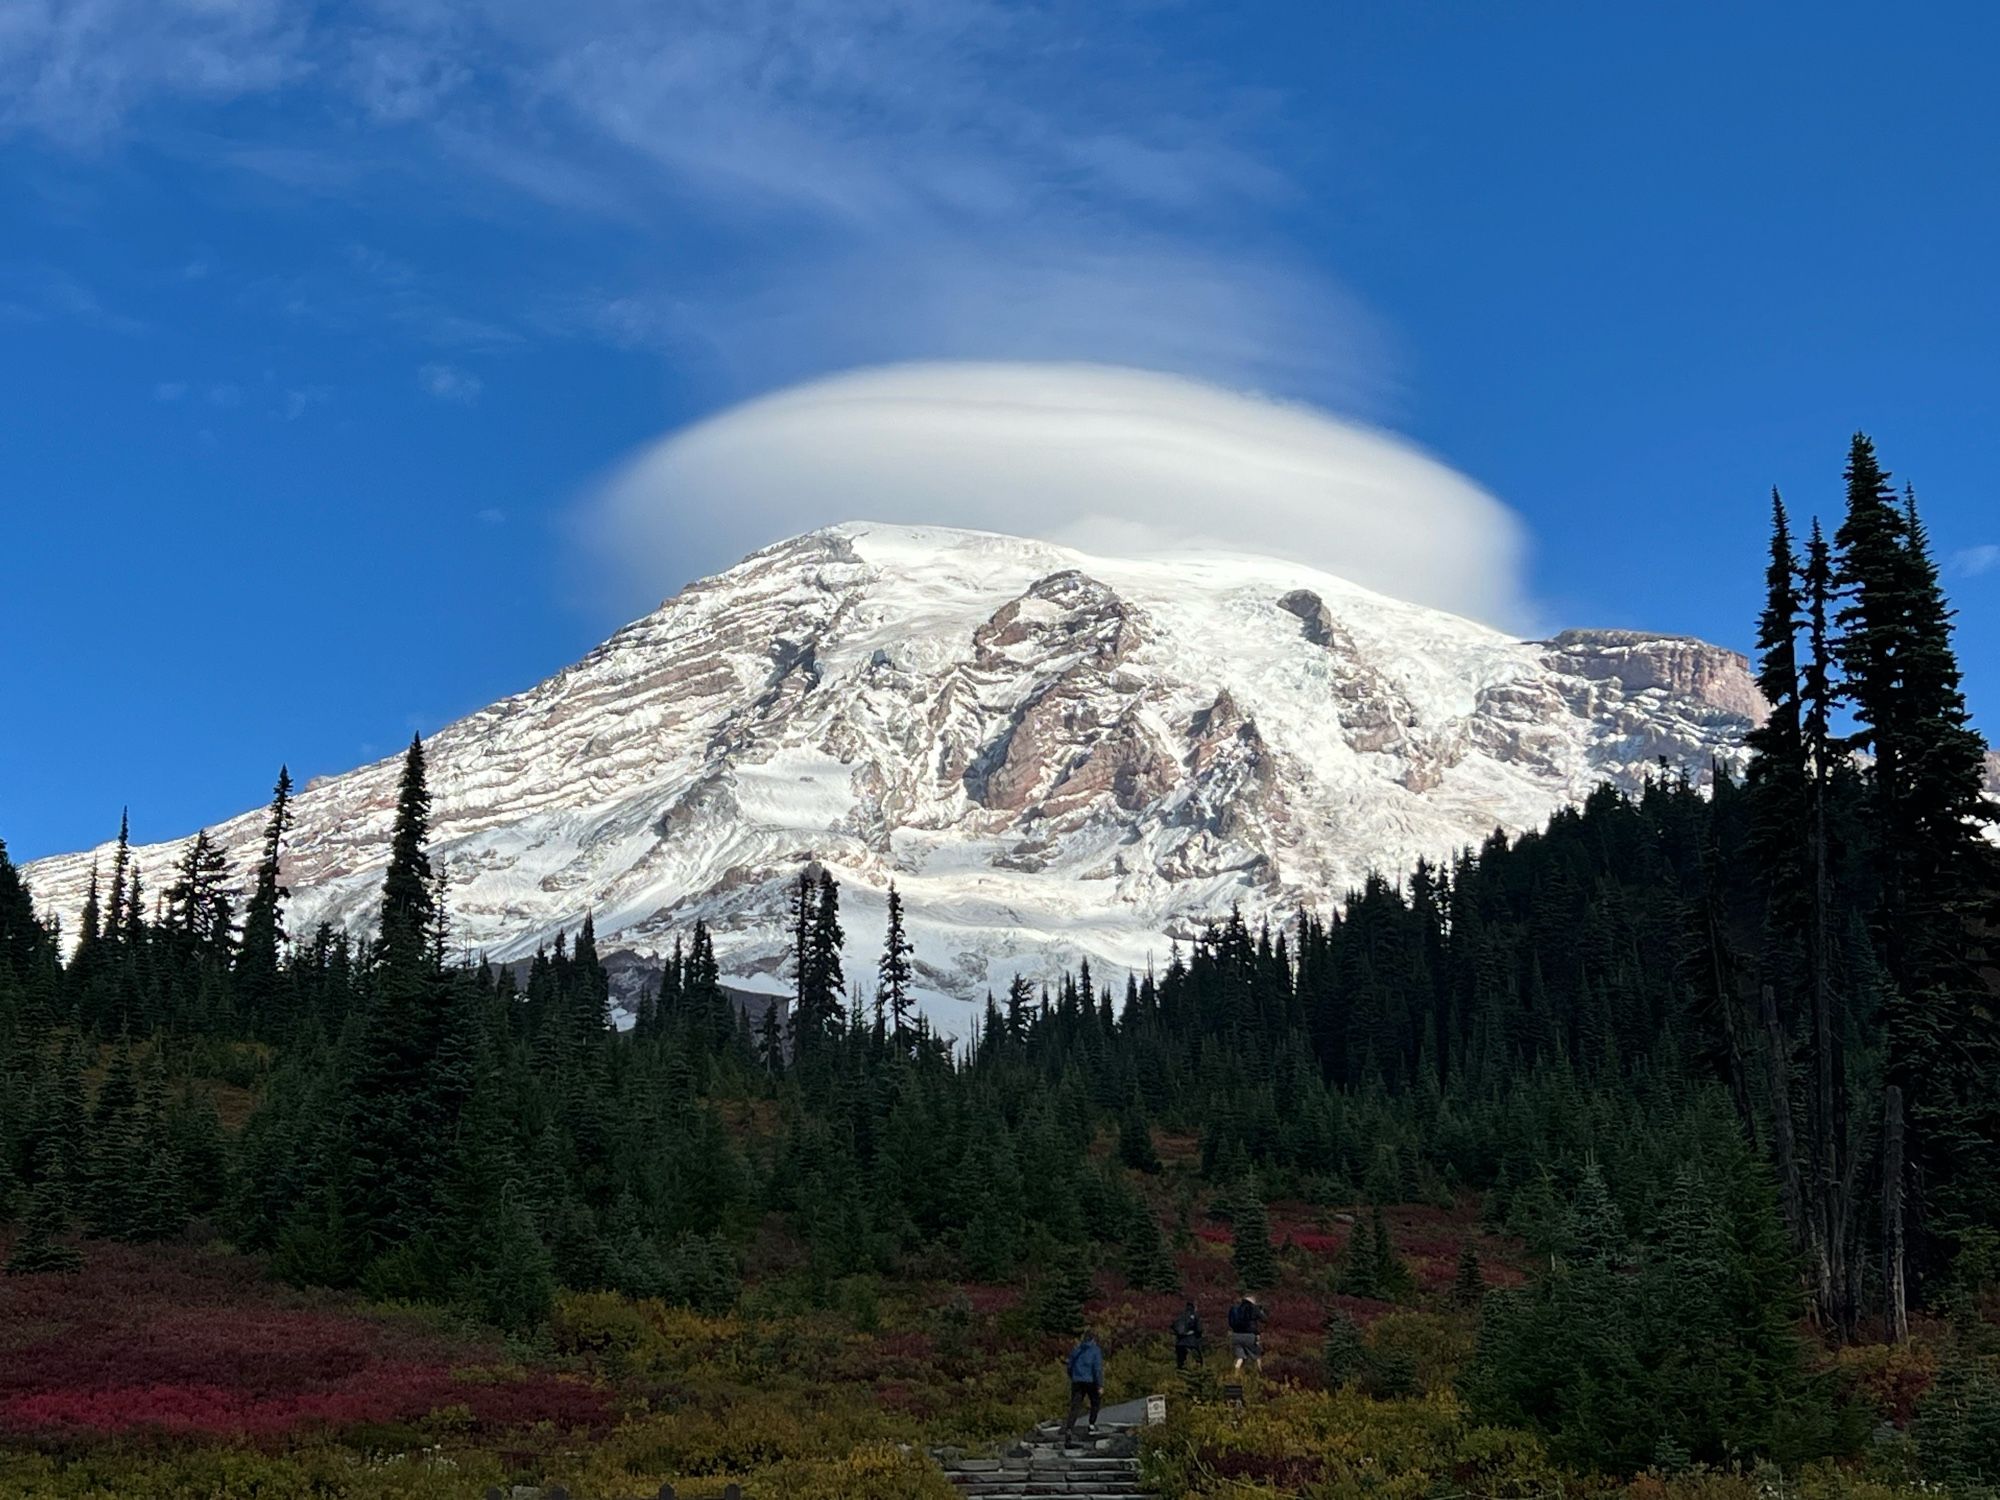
top-left (81, 1043), bottom-right (140, 1236)
top-left (878, 882), bottom-right (915, 1043)
top-left (1744, 490), bottom-right (1808, 923)
top-left (1338, 1205), bottom-right (1412, 1301)
top-left (1032, 1254), bottom-right (1097, 1335)
top-left (808, 869), bottom-right (845, 1031)
top-left (1562, 1160), bottom-right (1628, 1268)
top-left (787, 868), bottom-right (847, 1062)
top-left (1368, 1206), bottom-right (1414, 1301)
top-left (1833, 436), bottom-right (1998, 1311)
top-left (959, 1126), bottom-right (1025, 1281)
top-left (1230, 1179), bottom-right (1278, 1290)
top-left (164, 830), bottom-right (233, 954)
top-left (345, 735), bottom-right (456, 1250)
top-left (235, 766), bottom-right (294, 1024)
top-left (1121, 1196), bottom-right (1179, 1293)
top-left (76, 863), bottom-right (102, 952)
top-left (757, 1002), bottom-right (784, 1078)
top-left (1322, 1309), bottom-right (1367, 1391)
top-left (1454, 1240), bottom-right (1485, 1307)
top-left (6, 1161), bottom-right (83, 1275)
top-left (106, 810), bottom-right (132, 942)
top-left (1118, 1095), bottom-right (1162, 1174)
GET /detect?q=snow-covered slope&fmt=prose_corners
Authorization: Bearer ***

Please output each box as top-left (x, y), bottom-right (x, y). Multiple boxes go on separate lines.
top-left (22, 524), bottom-right (1762, 1022)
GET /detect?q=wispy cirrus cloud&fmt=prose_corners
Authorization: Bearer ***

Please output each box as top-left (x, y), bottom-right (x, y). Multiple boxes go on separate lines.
top-left (1953, 544), bottom-right (2000, 578)
top-left (0, 0), bottom-right (307, 144)
top-left (1, 1), bottom-right (1381, 410)
top-left (0, 264), bottom-right (144, 332)
top-left (419, 362), bottom-right (482, 404)
top-left (280, 384), bottom-right (331, 420)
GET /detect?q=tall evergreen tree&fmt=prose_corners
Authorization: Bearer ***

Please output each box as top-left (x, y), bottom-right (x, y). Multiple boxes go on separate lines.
top-left (878, 883), bottom-right (914, 1043)
top-left (235, 767), bottom-right (294, 1025)
top-left (164, 830), bottom-right (233, 954)
top-left (1745, 490), bottom-right (1808, 921)
top-left (344, 735), bottom-right (456, 1250)
top-left (1833, 436), bottom-right (1998, 1320)
top-left (789, 867), bottom-right (846, 1064)
top-left (6, 1141), bottom-right (83, 1275)
top-left (1230, 1178), bottom-right (1277, 1290)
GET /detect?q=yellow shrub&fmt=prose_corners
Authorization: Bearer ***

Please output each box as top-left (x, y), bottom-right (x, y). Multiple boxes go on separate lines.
top-left (0, 1445), bottom-right (506, 1500)
top-left (1145, 1387), bottom-right (1569, 1500)
top-left (1826, 1340), bottom-right (1938, 1425)
top-left (1364, 1310), bottom-right (1477, 1393)
top-left (743, 1443), bottom-right (955, 1500)
top-left (549, 1289), bottom-right (755, 1381)
top-left (550, 1289), bottom-right (656, 1356)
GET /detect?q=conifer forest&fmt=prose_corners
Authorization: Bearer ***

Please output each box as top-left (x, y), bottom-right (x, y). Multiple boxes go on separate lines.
top-left (3, 437), bottom-right (1998, 1498)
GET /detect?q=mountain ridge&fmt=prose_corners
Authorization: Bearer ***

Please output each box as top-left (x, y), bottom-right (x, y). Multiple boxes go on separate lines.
top-left (21, 522), bottom-right (1765, 1021)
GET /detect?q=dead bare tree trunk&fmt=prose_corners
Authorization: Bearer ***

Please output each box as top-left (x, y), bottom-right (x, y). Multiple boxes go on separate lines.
top-left (1881, 1084), bottom-right (1909, 1344)
top-left (1700, 871), bottom-right (1761, 1154)
top-left (1756, 980), bottom-right (1813, 1277)
top-left (1808, 772), bottom-right (1855, 1337)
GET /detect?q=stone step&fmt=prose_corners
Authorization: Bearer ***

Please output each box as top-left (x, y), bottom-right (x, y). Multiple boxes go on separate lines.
top-left (1032, 1426), bottom-right (1138, 1440)
top-left (945, 1475), bottom-right (1141, 1484)
top-left (946, 1477), bottom-right (1140, 1486)
top-left (1030, 1431), bottom-right (1139, 1443)
top-left (948, 1480), bottom-right (1144, 1496)
top-left (948, 1483), bottom-right (1139, 1497)
top-left (946, 1467), bottom-right (1139, 1481)
top-left (939, 1394), bottom-right (1161, 1500)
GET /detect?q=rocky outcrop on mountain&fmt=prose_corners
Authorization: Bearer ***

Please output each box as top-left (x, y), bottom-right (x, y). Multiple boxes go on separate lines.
top-left (22, 523), bottom-right (1764, 1023)
top-left (1538, 628), bottom-right (1768, 725)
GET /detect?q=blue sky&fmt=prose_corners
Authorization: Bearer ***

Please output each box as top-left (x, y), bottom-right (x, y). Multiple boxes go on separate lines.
top-left (4, 1), bottom-right (1997, 860)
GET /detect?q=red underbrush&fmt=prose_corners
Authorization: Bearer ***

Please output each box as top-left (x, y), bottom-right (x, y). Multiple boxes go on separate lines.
top-left (0, 1242), bottom-right (611, 1444)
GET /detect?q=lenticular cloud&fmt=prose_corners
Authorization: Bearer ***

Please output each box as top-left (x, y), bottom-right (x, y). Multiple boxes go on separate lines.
top-left (584, 362), bottom-right (1531, 629)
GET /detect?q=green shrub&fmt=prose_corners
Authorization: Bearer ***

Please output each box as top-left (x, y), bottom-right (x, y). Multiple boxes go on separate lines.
top-left (1367, 1310), bottom-right (1476, 1394)
top-left (1910, 1353), bottom-right (2000, 1487)
top-left (1463, 1157), bottom-right (1854, 1472)
top-left (0, 1445), bottom-right (505, 1499)
top-left (665, 1231), bottom-right (741, 1314)
top-left (1140, 1386), bottom-right (1561, 1500)
top-left (360, 1235), bottom-right (451, 1303)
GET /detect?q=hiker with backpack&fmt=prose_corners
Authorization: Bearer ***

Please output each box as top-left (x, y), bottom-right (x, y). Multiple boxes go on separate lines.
top-left (1171, 1298), bottom-right (1204, 1369)
top-left (1226, 1293), bottom-right (1265, 1373)
top-left (1060, 1328), bottom-right (1105, 1443)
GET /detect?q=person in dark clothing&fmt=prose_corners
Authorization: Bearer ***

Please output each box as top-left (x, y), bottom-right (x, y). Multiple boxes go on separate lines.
top-left (1226, 1294), bottom-right (1265, 1372)
top-left (1061, 1329), bottom-right (1104, 1443)
top-left (1171, 1299), bottom-right (1204, 1369)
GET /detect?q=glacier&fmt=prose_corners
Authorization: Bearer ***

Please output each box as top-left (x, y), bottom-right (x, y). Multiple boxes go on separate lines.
top-left (20, 523), bottom-right (1763, 1025)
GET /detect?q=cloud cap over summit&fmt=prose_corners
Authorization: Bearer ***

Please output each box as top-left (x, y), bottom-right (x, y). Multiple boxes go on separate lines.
top-left (583, 362), bottom-right (1531, 630)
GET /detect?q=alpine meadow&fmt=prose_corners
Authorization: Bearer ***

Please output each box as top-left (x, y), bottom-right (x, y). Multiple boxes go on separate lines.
top-left (2, 435), bottom-right (1998, 1497)
top-left (6, 6), bottom-right (2000, 1499)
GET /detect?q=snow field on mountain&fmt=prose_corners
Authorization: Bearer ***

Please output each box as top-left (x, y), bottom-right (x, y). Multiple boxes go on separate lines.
top-left (23, 522), bottom-right (1759, 1029)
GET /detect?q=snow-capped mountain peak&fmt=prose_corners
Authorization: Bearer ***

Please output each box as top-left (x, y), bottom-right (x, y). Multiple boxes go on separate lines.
top-left (22, 523), bottom-right (1761, 1021)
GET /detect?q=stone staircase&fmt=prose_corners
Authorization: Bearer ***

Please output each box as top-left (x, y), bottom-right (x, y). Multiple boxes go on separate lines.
top-left (936, 1406), bottom-right (1157, 1500)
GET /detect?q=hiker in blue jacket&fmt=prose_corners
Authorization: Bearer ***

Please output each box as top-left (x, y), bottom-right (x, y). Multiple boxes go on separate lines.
top-left (1060, 1328), bottom-right (1105, 1443)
